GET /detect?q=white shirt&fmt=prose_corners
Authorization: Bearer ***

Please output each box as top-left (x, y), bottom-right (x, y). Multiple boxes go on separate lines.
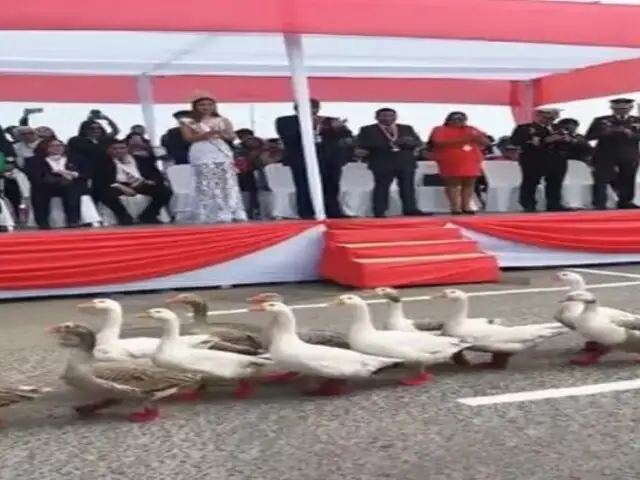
top-left (45, 155), bottom-right (68, 173)
top-left (14, 140), bottom-right (41, 168)
top-left (114, 155), bottom-right (143, 183)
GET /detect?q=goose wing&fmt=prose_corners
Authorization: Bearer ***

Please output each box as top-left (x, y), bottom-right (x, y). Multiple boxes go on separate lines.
top-left (92, 360), bottom-right (203, 398)
top-left (298, 330), bottom-right (351, 349)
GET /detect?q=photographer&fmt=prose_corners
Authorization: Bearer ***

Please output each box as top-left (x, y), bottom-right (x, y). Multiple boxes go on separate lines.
top-left (586, 98), bottom-right (640, 210)
top-left (67, 110), bottom-right (120, 177)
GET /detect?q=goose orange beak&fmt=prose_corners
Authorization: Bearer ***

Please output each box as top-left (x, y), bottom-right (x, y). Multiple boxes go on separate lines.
top-left (248, 303), bottom-right (266, 312)
top-left (77, 302), bottom-right (95, 309)
top-left (136, 311), bottom-right (152, 319)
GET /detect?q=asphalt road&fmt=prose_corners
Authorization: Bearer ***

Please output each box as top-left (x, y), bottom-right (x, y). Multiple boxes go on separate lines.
top-left (2, 266), bottom-right (640, 480)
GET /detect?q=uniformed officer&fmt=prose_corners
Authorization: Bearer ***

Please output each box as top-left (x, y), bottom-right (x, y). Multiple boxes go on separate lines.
top-left (540, 118), bottom-right (593, 210)
top-left (586, 98), bottom-right (640, 210)
top-left (510, 108), bottom-right (564, 212)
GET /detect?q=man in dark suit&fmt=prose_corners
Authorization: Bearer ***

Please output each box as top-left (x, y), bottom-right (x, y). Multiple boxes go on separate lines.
top-left (93, 139), bottom-right (172, 225)
top-left (510, 108), bottom-right (563, 212)
top-left (586, 98), bottom-right (640, 210)
top-left (356, 108), bottom-right (424, 217)
top-left (275, 98), bottom-right (351, 219)
top-left (29, 141), bottom-right (86, 229)
top-left (160, 110), bottom-right (192, 166)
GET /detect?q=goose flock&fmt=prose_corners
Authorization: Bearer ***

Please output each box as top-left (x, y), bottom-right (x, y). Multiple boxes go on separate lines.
top-left (1, 270), bottom-right (640, 425)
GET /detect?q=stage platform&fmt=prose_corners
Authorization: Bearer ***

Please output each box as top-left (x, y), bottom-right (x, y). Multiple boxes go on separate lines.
top-left (2, 210), bottom-right (640, 299)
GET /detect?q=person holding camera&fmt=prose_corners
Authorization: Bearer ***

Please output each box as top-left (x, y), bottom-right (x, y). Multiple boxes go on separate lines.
top-left (67, 110), bottom-right (120, 176)
top-left (510, 108), bottom-right (563, 212)
top-left (586, 98), bottom-right (640, 210)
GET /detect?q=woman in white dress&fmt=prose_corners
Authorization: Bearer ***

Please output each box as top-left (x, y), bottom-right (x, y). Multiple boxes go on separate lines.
top-left (180, 95), bottom-right (247, 223)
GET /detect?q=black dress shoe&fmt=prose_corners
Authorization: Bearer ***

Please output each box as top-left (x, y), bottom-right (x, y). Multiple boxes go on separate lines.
top-left (405, 210), bottom-right (432, 216)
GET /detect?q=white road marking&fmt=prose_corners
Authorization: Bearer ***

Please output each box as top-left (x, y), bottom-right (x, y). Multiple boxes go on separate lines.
top-left (202, 279), bottom-right (640, 316)
top-left (571, 267), bottom-right (640, 280)
top-left (458, 378), bottom-right (640, 406)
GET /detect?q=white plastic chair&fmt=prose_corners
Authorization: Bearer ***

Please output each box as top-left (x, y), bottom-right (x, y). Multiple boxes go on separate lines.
top-left (99, 195), bottom-right (171, 226)
top-left (339, 162), bottom-right (375, 216)
top-left (0, 197), bottom-right (15, 231)
top-left (166, 164), bottom-right (195, 223)
top-left (563, 160), bottom-right (594, 209)
top-left (26, 195), bottom-right (102, 228)
top-left (20, 169), bottom-right (102, 228)
top-left (261, 164), bottom-right (298, 219)
top-left (483, 160), bottom-right (526, 212)
top-left (413, 161), bottom-right (450, 213)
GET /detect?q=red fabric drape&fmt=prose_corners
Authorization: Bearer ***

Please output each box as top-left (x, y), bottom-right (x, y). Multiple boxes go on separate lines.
top-left (0, 75), bottom-right (512, 105)
top-left (4, 0), bottom-right (640, 48)
top-left (536, 59), bottom-right (640, 106)
top-left (0, 223), bottom-right (315, 289)
top-left (454, 211), bottom-right (640, 253)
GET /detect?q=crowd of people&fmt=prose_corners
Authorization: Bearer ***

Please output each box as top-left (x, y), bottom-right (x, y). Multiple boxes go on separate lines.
top-left (0, 94), bottom-right (637, 231)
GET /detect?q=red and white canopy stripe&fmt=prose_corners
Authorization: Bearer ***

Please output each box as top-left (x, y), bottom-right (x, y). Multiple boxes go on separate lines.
top-left (1, 0), bottom-right (640, 105)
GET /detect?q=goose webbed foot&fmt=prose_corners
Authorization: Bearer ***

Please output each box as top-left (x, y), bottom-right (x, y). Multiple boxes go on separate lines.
top-left (400, 371), bottom-right (434, 386)
top-left (127, 405), bottom-right (160, 423)
top-left (303, 379), bottom-right (347, 396)
top-left (233, 379), bottom-right (256, 399)
top-left (570, 343), bottom-right (611, 366)
top-left (173, 386), bottom-right (205, 402)
top-left (581, 341), bottom-right (602, 353)
top-left (475, 353), bottom-right (512, 370)
top-left (262, 372), bottom-right (300, 384)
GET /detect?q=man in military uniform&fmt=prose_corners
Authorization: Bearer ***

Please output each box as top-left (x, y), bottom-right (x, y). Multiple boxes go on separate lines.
top-left (510, 108), bottom-right (566, 212)
top-left (586, 98), bottom-right (640, 210)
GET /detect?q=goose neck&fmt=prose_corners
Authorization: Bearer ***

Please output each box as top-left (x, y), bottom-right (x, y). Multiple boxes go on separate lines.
top-left (348, 302), bottom-right (376, 335)
top-left (191, 302), bottom-right (209, 324)
top-left (269, 309), bottom-right (297, 341)
top-left (95, 308), bottom-right (123, 344)
top-left (569, 279), bottom-right (586, 291)
top-left (386, 302), bottom-right (407, 329)
top-left (445, 297), bottom-right (469, 326)
top-left (160, 315), bottom-right (182, 342)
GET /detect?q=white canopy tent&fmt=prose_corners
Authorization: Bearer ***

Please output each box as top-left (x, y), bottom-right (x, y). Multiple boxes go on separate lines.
top-left (4, 0), bottom-right (640, 218)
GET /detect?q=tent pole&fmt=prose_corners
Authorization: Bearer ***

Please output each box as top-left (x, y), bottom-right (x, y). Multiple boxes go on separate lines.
top-left (135, 74), bottom-right (158, 145)
top-left (283, 33), bottom-right (326, 220)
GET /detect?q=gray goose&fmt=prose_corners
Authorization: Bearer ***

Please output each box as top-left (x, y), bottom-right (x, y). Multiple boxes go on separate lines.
top-left (48, 322), bottom-right (203, 422)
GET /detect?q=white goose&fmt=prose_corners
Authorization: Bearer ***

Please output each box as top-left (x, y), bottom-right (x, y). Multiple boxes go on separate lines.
top-left (138, 308), bottom-right (275, 399)
top-left (373, 287), bottom-right (441, 332)
top-left (335, 294), bottom-right (472, 385)
top-left (374, 286), bottom-right (502, 333)
top-left (556, 271), bottom-right (640, 328)
top-left (438, 289), bottom-right (568, 369)
top-left (561, 290), bottom-right (640, 366)
top-left (250, 301), bottom-right (404, 396)
top-left (78, 299), bottom-right (213, 361)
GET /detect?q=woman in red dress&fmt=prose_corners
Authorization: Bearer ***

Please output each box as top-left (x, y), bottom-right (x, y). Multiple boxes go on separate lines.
top-left (428, 111), bottom-right (491, 214)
